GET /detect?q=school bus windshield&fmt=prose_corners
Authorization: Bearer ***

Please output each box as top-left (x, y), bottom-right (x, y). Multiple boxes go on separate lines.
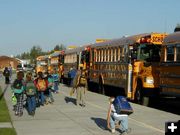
top-left (137, 44), bottom-right (161, 62)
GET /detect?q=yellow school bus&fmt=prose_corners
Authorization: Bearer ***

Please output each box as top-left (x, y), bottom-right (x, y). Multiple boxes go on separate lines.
top-left (160, 32), bottom-right (180, 97)
top-left (48, 51), bottom-right (64, 78)
top-left (64, 47), bottom-right (83, 76)
top-left (88, 33), bottom-right (167, 105)
top-left (36, 55), bottom-right (49, 74)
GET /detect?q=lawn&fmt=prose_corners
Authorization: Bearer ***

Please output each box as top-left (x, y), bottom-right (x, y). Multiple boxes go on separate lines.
top-left (0, 86), bottom-right (11, 122)
top-left (0, 128), bottom-right (16, 135)
top-left (0, 86), bottom-right (17, 135)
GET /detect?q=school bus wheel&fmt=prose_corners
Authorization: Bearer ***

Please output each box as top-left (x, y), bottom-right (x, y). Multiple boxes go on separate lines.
top-left (135, 80), bottom-right (150, 106)
top-left (98, 77), bottom-right (105, 94)
top-left (135, 80), bottom-right (143, 104)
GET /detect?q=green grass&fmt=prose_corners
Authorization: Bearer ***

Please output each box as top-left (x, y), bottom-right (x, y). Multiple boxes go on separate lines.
top-left (0, 128), bottom-right (16, 135)
top-left (0, 86), bottom-right (17, 135)
top-left (0, 86), bottom-right (11, 122)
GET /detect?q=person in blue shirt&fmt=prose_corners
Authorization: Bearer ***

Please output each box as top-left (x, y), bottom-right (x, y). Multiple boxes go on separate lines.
top-left (52, 70), bottom-right (59, 93)
top-left (69, 67), bottom-right (77, 87)
top-left (46, 72), bottom-right (54, 103)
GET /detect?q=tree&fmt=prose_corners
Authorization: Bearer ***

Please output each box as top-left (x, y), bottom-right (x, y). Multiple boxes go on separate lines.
top-left (54, 44), bottom-right (66, 51)
top-left (30, 45), bottom-right (43, 64)
top-left (174, 24), bottom-right (180, 32)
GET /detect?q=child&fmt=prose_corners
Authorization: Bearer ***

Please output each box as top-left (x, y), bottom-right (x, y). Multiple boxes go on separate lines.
top-left (25, 72), bottom-right (37, 116)
top-left (46, 72), bottom-right (54, 103)
top-left (107, 97), bottom-right (130, 134)
top-left (52, 70), bottom-right (59, 93)
top-left (11, 71), bottom-right (25, 116)
top-left (34, 72), bottom-right (48, 106)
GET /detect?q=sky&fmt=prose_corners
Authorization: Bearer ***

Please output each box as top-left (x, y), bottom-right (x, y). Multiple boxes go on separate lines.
top-left (0, 0), bottom-right (179, 56)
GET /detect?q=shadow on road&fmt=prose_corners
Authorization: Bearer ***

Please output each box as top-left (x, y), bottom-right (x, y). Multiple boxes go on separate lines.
top-left (64, 96), bottom-right (76, 105)
top-left (91, 117), bottom-right (108, 131)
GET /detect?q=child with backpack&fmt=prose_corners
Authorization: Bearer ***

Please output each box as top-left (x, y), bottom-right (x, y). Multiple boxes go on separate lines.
top-left (46, 73), bottom-right (54, 104)
top-left (52, 70), bottom-right (59, 93)
top-left (11, 71), bottom-right (25, 116)
top-left (75, 69), bottom-right (87, 107)
top-left (34, 72), bottom-right (48, 106)
top-left (107, 97), bottom-right (132, 134)
top-left (25, 72), bottom-right (37, 116)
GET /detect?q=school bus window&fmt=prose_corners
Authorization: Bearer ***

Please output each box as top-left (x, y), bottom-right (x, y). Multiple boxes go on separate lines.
top-left (98, 49), bottom-right (100, 62)
top-left (167, 46), bottom-right (174, 61)
top-left (107, 49), bottom-right (109, 61)
top-left (104, 49), bottom-right (106, 62)
top-left (117, 47), bottom-right (120, 61)
top-left (114, 48), bottom-right (117, 61)
top-left (108, 48), bottom-right (110, 62)
top-left (110, 48), bottom-right (112, 62)
top-left (96, 50), bottom-right (98, 62)
top-left (99, 49), bottom-right (101, 62)
top-left (111, 48), bottom-right (114, 62)
top-left (107, 49), bottom-right (109, 62)
top-left (114, 48), bottom-right (116, 61)
top-left (100, 49), bottom-right (102, 62)
top-left (109, 48), bottom-right (111, 62)
top-left (96, 50), bottom-right (99, 62)
top-left (101, 49), bottom-right (104, 62)
top-left (97, 50), bottom-right (99, 62)
top-left (120, 47), bottom-right (125, 61)
top-left (113, 48), bottom-right (116, 61)
top-left (111, 48), bottom-right (113, 62)
top-left (136, 44), bottom-right (161, 62)
top-left (176, 45), bottom-right (180, 61)
top-left (95, 50), bottom-right (97, 62)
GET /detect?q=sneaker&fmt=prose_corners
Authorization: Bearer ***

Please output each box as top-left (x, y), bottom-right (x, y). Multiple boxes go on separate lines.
top-left (18, 112), bottom-right (23, 117)
top-left (111, 129), bottom-right (115, 133)
top-left (45, 101), bottom-right (48, 105)
top-left (120, 132), bottom-right (128, 135)
top-left (120, 128), bottom-right (131, 135)
top-left (15, 112), bottom-right (18, 116)
top-left (126, 128), bottom-right (131, 134)
top-left (82, 104), bottom-right (86, 107)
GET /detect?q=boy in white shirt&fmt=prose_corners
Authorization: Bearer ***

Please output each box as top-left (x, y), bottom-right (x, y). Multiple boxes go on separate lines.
top-left (107, 97), bottom-right (130, 134)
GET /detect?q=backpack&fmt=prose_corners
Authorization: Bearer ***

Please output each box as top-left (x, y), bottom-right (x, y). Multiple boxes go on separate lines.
top-left (48, 77), bottom-right (54, 88)
top-left (3, 69), bottom-right (10, 77)
top-left (26, 81), bottom-right (36, 96)
top-left (79, 75), bottom-right (86, 86)
top-left (11, 93), bottom-right (17, 105)
top-left (113, 96), bottom-right (133, 115)
top-left (37, 79), bottom-right (47, 91)
top-left (53, 74), bottom-right (59, 82)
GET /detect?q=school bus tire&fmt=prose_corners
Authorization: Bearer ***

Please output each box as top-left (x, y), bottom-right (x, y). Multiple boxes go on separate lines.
top-left (99, 77), bottom-right (105, 95)
top-left (135, 81), bottom-right (143, 104)
top-left (135, 81), bottom-right (149, 106)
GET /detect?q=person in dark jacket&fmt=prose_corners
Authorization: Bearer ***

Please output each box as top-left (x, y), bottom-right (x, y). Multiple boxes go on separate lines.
top-left (3, 67), bottom-right (10, 84)
top-left (11, 71), bottom-right (25, 116)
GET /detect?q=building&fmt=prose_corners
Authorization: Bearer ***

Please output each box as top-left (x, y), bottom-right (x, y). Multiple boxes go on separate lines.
top-left (0, 55), bottom-right (20, 70)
